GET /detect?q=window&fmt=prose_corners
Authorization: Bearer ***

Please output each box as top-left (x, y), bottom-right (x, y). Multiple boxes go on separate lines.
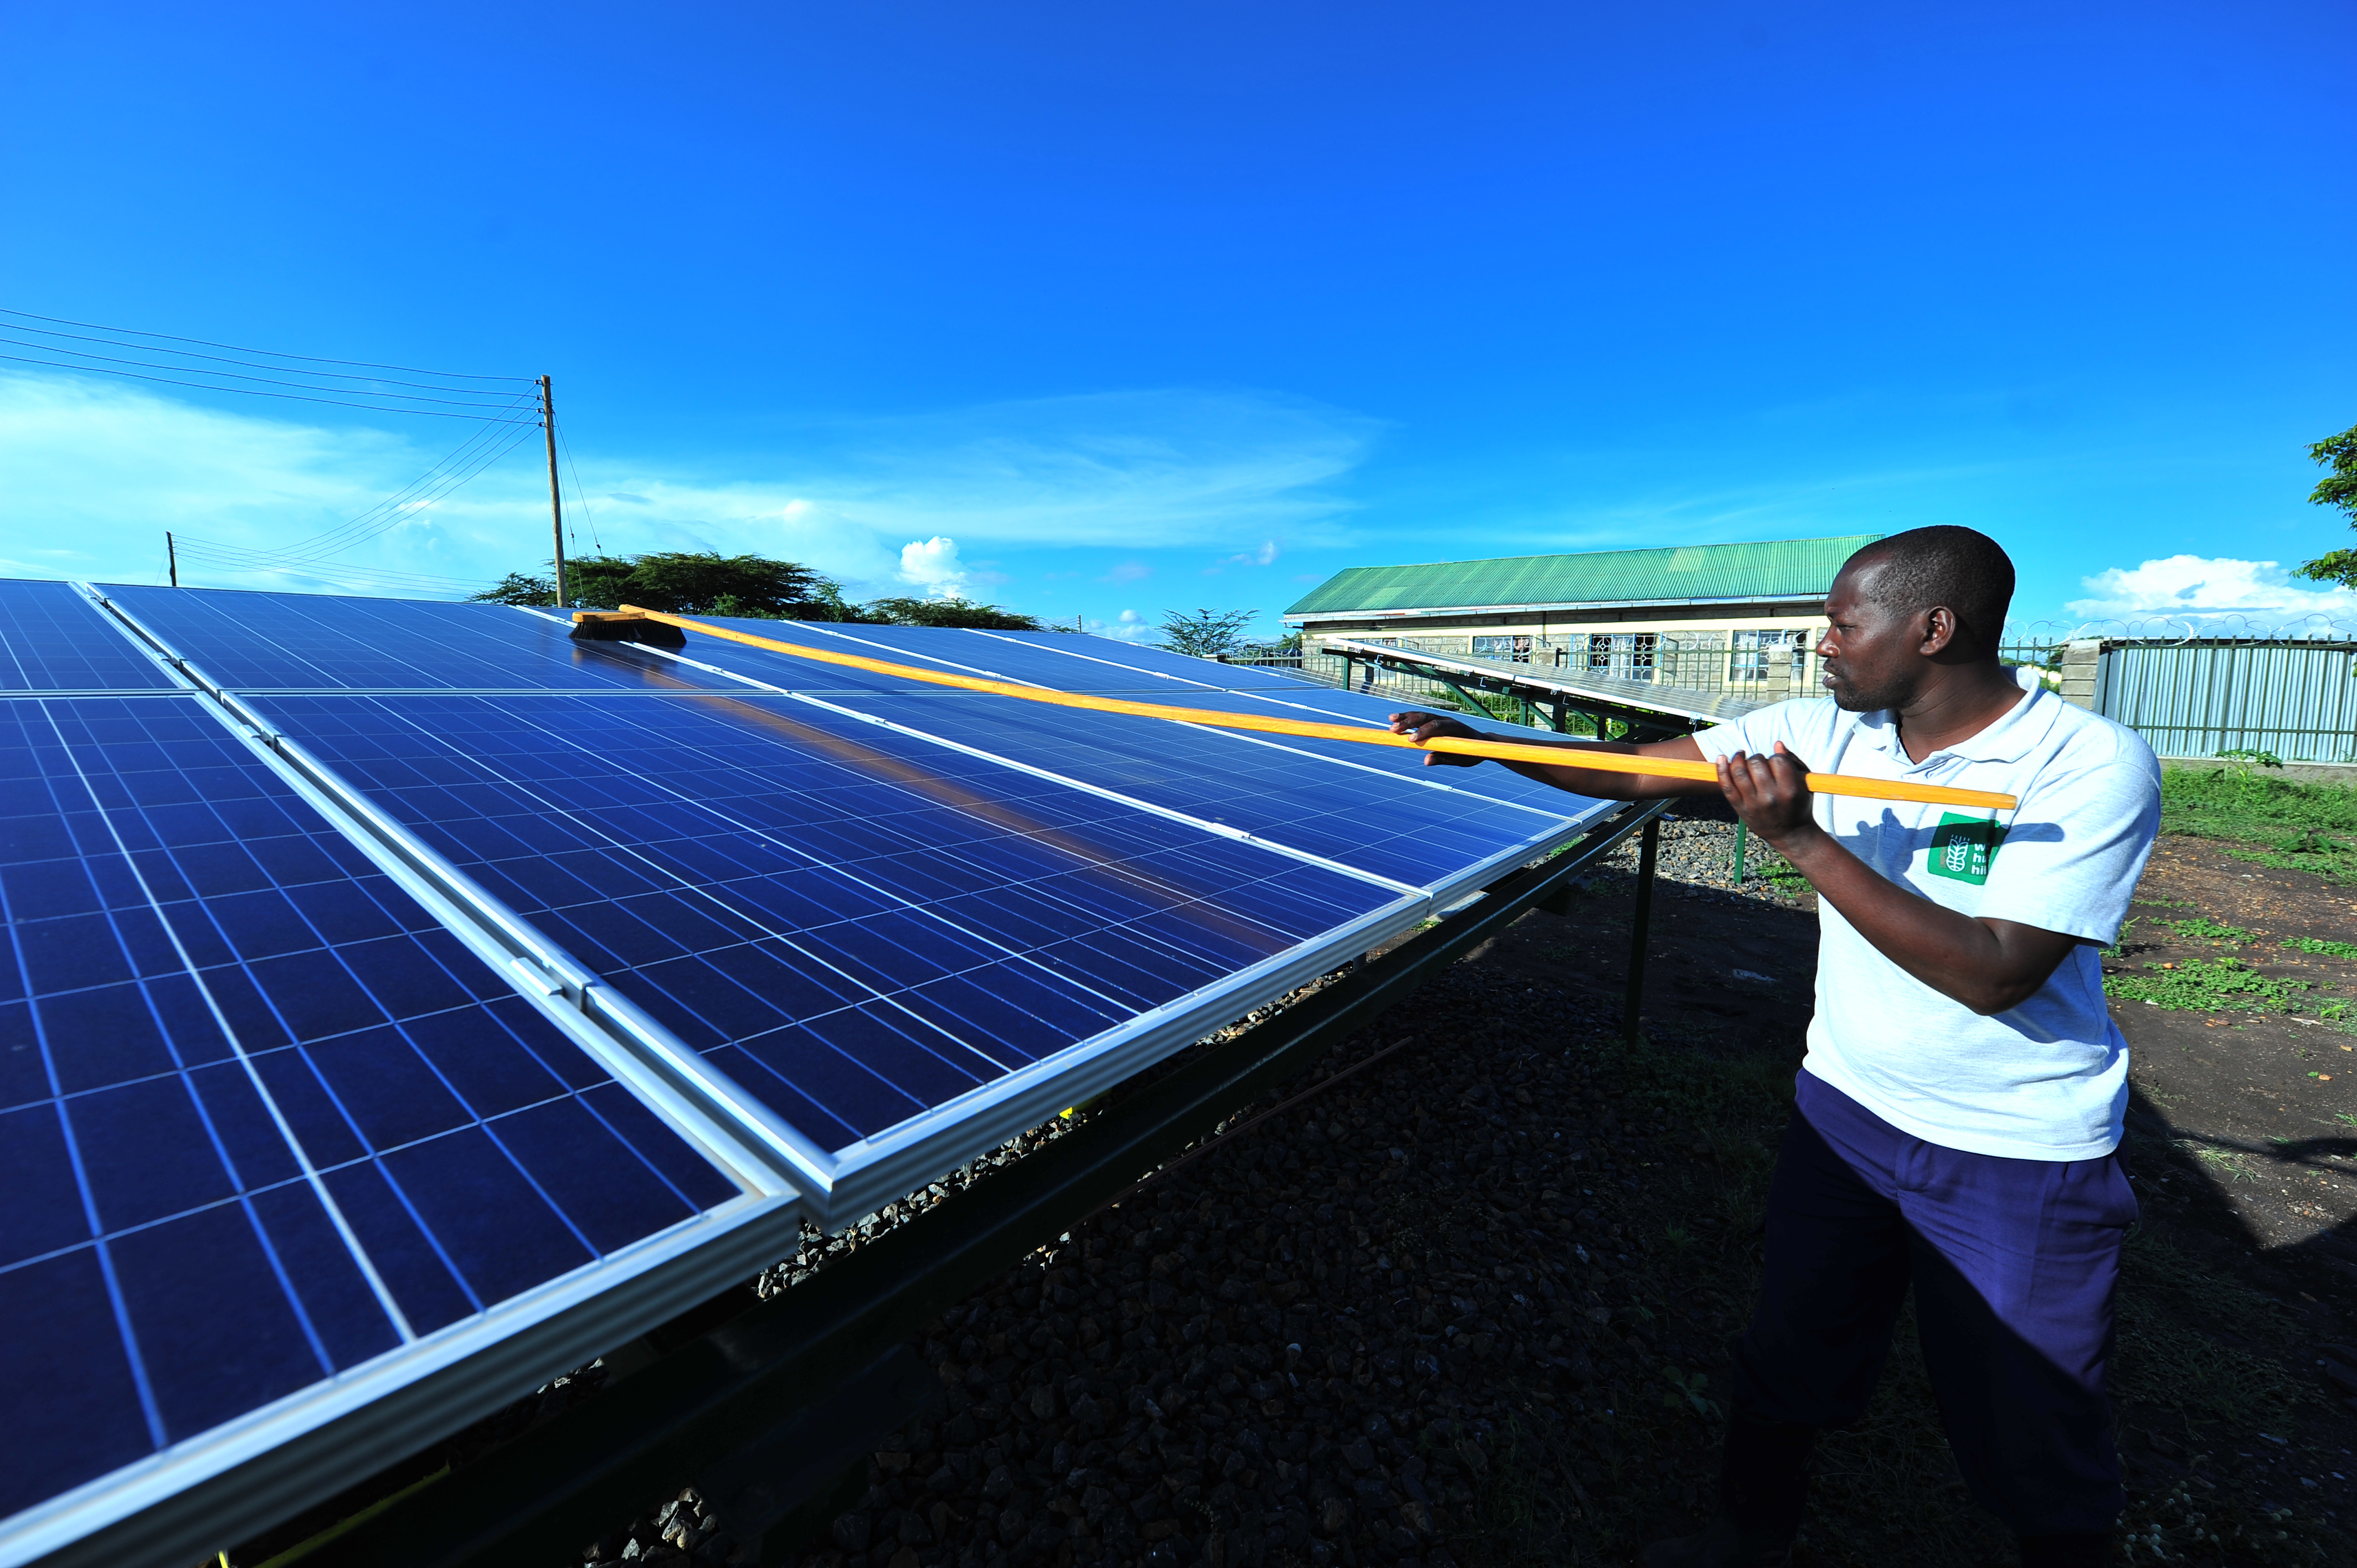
top-left (1731, 628), bottom-right (1793, 682)
top-left (1472, 635), bottom-right (1533, 663)
top-left (1585, 632), bottom-right (1656, 681)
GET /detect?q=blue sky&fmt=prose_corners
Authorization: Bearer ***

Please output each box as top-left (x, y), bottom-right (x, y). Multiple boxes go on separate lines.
top-left (2, 2), bottom-right (2351, 639)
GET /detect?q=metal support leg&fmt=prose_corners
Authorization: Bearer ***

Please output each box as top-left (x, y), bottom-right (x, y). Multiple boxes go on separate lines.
top-left (1624, 816), bottom-right (1660, 1045)
top-left (1732, 821), bottom-right (1748, 884)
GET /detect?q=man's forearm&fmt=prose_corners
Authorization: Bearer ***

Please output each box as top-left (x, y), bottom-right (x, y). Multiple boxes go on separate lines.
top-left (1773, 825), bottom-right (2059, 1015)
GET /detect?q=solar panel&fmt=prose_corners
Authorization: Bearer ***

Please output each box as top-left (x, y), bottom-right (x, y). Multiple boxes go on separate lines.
top-left (95, 585), bottom-right (747, 694)
top-left (6, 581), bottom-right (1621, 1561)
top-left (0, 692), bottom-right (796, 1565)
top-left (0, 580), bottom-right (176, 693)
top-left (635, 615), bottom-right (1323, 696)
top-left (237, 690), bottom-right (1420, 1188)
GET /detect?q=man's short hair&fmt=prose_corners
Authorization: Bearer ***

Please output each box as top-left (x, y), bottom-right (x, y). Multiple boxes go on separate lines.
top-left (1844, 527), bottom-right (2014, 654)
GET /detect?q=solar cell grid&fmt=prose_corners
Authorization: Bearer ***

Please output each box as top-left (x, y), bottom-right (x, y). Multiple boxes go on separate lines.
top-left (96, 585), bottom-right (745, 693)
top-left (658, 616), bottom-right (1314, 696)
top-left (791, 689), bottom-right (1597, 895)
top-left (970, 627), bottom-right (1322, 691)
top-left (0, 579), bottom-right (176, 693)
top-left (0, 695), bottom-right (748, 1525)
top-left (243, 690), bottom-right (1407, 1154)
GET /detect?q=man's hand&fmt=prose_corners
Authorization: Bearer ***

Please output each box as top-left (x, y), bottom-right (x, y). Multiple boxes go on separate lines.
top-left (1713, 741), bottom-right (1819, 846)
top-left (1387, 709), bottom-right (1484, 766)
top-left (1718, 740), bottom-right (2086, 1015)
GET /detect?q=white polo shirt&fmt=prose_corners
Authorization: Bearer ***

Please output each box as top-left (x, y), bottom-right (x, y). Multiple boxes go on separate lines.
top-left (1694, 672), bottom-right (2161, 1160)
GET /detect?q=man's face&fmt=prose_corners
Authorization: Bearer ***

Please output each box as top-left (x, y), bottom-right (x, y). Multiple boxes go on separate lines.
top-left (1816, 563), bottom-right (1925, 713)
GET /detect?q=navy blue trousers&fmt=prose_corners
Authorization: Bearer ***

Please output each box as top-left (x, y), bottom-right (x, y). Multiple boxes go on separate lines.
top-left (1730, 1072), bottom-right (2137, 1538)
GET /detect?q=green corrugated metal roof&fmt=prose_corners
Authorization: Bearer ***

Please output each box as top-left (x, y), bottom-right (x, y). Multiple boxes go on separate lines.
top-left (1284, 535), bottom-right (1882, 618)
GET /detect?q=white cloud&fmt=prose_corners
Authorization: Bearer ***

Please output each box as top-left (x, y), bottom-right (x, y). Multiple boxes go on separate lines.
top-left (897, 535), bottom-right (969, 599)
top-left (0, 374), bottom-right (1373, 597)
top-left (1228, 540), bottom-right (1280, 566)
top-left (2066, 555), bottom-right (2357, 632)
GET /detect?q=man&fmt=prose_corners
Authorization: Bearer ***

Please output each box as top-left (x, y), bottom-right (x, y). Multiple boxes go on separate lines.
top-left (1388, 528), bottom-right (2159, 1567)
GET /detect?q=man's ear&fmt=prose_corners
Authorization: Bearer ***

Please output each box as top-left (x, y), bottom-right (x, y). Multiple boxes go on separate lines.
top-left (1918, 605), bottom-right (1958, 657)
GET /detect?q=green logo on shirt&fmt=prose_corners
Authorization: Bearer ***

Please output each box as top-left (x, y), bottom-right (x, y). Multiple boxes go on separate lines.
top-left (1926, 812), bottom-right (2005, 885)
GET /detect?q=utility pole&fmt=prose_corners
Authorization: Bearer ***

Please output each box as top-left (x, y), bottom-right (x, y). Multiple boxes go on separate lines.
top-left (540, 375), bottom-right (567, 608)
top-left (166, 531), bottom-right (178, 587)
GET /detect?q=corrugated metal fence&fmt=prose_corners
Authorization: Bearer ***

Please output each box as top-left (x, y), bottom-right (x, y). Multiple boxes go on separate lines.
top-left (2091, 638), bottom-right (2357, 762)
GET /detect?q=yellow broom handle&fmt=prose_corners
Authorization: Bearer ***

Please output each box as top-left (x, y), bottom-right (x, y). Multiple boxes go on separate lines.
top-left (590, 607), bottom-right (2019, 812)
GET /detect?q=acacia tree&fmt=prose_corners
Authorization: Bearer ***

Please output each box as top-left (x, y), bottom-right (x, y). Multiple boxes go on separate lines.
top-left (470, 551), bottom-right (1059, 627)
top-left (2292, 421), bottom-right (2357, 589)
top-left (1156, 607), bottom-right (1257, 658)
top-left (862, 596), bottom-right (1044, 630)
top-left (469, 552), bottom-right (838, 616)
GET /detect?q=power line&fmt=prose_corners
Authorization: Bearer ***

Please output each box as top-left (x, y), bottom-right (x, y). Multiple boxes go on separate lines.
top-left (0, 333), bottom-right (538, 414)
top-left (0, 306), bottom-right (532, 381)
top-left (2, 305), bottom-right (551, 599)
top-left (165, 539), bottom-right (502, 597)
top-left (556, 420), bottom-right (603, 553)
top-left (0, 350), bottom-right (540, 421)
top-left (0, 318), bottom-right (537, 399)
top-left (263, 421), bottom-right (542, 562)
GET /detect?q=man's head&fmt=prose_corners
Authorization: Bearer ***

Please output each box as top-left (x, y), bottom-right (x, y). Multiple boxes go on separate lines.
top-left (1818, 527), bottom-right (2015, 712)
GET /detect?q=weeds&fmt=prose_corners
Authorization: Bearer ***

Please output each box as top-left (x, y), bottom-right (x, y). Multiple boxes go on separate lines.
top-left (2163, 767), bottom-right (2357, 881)
top-left (2284, 935), bottom-right (2357, 960)
top-left (2106, 957), bottom-right (2305, 1014)
top-left (2172, 917), bottom-right (2259, 945)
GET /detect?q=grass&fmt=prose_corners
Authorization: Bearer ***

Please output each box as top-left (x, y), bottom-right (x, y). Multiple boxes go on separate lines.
top-left (2284, 935), bottom-right (2357, 960)
top-left (2106, 957), bottom-right (2307, 1014)
top-left (2172, 917), bottom-right (2260, 945)
top-left (2162, 766), bottom-right (2357, 881)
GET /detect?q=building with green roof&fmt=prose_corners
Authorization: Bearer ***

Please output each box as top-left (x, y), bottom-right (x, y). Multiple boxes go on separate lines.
top-left (1283, 534), bottom-right (1880, 692)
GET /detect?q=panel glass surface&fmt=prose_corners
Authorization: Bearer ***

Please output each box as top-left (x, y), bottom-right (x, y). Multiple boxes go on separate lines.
top-left (671, 618), bottom-right (1315, 696)
top-left (1146, 687), bottom-right (1619, 817)
top-left (245, 691), bottom-right (1404, 1155)
top-left (96, 586), bottom-right (744, 693)
top-left (0, 579), bottom-right (176, 693)
top-left (0, 697), bottom-right (742, 1523)
top-left (970, 630), bottom-right (1327, 692)
top-left (802, 690), bottom-right (1592, 890)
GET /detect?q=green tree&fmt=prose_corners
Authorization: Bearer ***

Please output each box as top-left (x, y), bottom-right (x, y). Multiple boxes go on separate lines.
top-left (475, 552), bottom-right (841, 616)
top-left (1156, 607), bottom-right (1257, 658)
top-left (2292, 421), bottom-right (2357, 590)
top-left (863, 596), bottom-right (1045, 630)
top-left (469, 572), bottom-right (557, 607)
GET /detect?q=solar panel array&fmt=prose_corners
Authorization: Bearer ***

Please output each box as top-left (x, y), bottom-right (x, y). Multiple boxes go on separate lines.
top-left (2, 579), bottom-right (1612, 1566)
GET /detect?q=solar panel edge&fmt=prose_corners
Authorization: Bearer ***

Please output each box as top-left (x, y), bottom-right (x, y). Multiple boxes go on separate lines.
top-left (3, 1193), bottom-right (804, 1568)
top-left (807, 798), bottom-right (1612, 1224)
top-left (815, 886), bottom-right (1430, 1221)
